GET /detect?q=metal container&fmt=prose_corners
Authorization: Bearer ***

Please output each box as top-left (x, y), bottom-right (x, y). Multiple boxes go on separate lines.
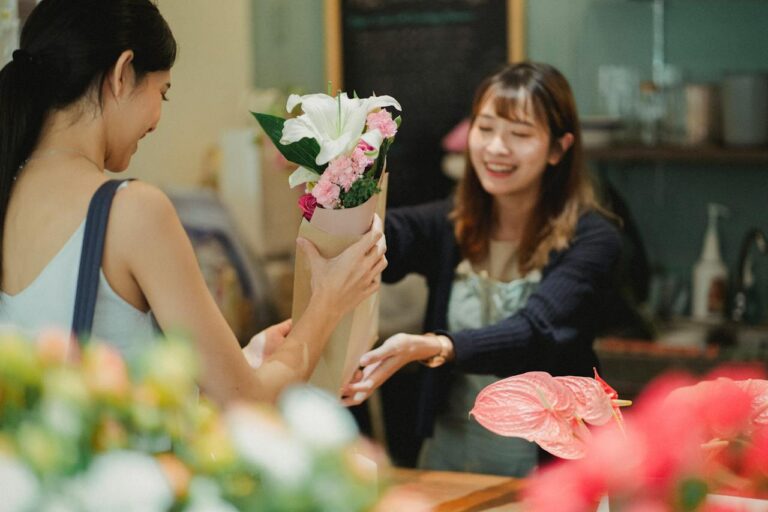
top-left (722, 73), bottom-right (768, 147)
top-left (681, 83), bottom-right (719, 146)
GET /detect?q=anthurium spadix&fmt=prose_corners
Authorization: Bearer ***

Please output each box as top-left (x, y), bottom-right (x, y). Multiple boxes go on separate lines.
top-left (281, 92), bottom-right (401, 166)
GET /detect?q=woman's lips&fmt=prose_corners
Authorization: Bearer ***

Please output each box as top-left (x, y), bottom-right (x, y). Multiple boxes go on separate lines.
top-left (484, 162), bottom-right (517, 176)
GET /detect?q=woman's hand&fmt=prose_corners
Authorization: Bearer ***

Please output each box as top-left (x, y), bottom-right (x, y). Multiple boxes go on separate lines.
top-left (297, 214), bottom-right (387, 318)
top-left (242, 319), bottom-right (292, 369)
top-left (340, 332), bottom-right (452, 406)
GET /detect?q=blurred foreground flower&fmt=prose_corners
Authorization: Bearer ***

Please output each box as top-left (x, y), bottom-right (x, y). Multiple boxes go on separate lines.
top-left (0, 331), bottom-right (383, 511)
top-left (521, 368), bottom-right (768, 512)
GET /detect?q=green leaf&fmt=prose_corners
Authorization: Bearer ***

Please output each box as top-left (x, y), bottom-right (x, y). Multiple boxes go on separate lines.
top-left (677, 478), bottom-right (708, 511)
top-left (251, 112), bottom-right (324, 174)
top-left (370, 138), bottom-right (392, 180)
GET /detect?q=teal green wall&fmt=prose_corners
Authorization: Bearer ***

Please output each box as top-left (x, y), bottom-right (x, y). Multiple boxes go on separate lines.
top-left (251, 0), bottom-right (325, 92)
top-left (250, 0), bottom-right (768, 319)
top-left (530, 0), bottom-right (768, 115)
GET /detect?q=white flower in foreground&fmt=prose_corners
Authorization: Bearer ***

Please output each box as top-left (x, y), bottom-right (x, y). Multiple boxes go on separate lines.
top-left (226, 404), bottom-right (310, 487)
top-left (280, 385), bottom-right (359, 450)
top-left (0, 455), bottom-right (40, 512)
top-left (75, 451), bottom-right (173, 512)
top-left (183, 477), bottom-right (239, 512)
top-left (281, 92), bottom-right (401, 166)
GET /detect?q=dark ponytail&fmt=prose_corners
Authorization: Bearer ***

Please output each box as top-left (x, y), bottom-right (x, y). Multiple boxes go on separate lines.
top-left (0, 0), bottom-right (176, 286)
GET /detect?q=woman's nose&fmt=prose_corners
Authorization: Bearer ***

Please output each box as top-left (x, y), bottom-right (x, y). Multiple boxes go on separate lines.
top-left (486, 132), bottom-right (509, 155)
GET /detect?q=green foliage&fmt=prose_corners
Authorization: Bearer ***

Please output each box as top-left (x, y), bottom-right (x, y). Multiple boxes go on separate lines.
top-left (341, 175), bottom-right (380, 209)
top-left (677, 478), bottom-right (709, 511)
top-left (369, 138), bottom-right (391, 182)
top-left (251, 113), bottom-right (325, 174)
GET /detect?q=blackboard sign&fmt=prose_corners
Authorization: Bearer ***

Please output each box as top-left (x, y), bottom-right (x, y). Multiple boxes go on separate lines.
top-left (327, 0), bottom-right (525, 207)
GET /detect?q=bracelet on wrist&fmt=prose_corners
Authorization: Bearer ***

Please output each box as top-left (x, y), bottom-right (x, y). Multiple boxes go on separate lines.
top-left (419, 333), bottom-right (452, 368)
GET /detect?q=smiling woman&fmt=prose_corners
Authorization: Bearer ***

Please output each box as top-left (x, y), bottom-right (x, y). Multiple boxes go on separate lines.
top-left (342, 62), bottom-right (622, 477)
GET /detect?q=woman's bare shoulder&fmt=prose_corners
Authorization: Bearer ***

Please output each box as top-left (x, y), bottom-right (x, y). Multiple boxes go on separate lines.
top-left (111, 180), bottom-right (175, 216)
top-left (106, 180), bottom-right (184, 248)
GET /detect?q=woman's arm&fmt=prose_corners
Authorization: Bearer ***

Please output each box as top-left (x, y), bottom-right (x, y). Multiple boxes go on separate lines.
top-left (112, 182), bottom-right (386, 406)
top-left (342, 213), bottom-right (620, 405)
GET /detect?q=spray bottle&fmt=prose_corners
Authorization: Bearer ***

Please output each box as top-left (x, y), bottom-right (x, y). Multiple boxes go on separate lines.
top-left (692, 203), bottom-right (729, 321)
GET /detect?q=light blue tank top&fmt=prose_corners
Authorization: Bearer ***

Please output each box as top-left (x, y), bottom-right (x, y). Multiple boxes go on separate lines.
top-left (0, 185), bottom-right (157, 360)
top-left (419, 242), bottom-right (542, 477)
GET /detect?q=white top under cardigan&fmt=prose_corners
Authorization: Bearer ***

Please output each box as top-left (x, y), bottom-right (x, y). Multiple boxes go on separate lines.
top-left (0, 183), bottom-right (156, 359)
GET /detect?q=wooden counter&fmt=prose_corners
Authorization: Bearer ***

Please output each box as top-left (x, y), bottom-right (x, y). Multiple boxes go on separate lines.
top-left (375, 468), bottom-right (523, 511)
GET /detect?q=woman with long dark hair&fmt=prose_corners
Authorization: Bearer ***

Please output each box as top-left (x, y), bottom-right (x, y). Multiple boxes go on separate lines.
top-left (0, 0), bottom-right (386, 405)
top-left (343, 62), bottom-right (620, 476)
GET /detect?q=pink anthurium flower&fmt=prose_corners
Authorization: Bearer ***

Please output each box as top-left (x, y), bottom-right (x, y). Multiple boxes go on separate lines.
top-left (735, 379), bottom-right (768, 426)
top-left (593, 368), bottom-right (632, 428)
top-left (471, 371), bottom-right (630, 460)
top-left (470, 372), bottom-right (575, 442)
top-left (554, 376), bottom-right (615, 426)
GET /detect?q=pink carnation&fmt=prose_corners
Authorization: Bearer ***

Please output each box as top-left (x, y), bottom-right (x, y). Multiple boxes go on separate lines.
top-left (326, 156), bottom-right (358, 192)
top-left (324, 149), bottom-right (372, 193)
top-left (351, 147), bottom-right (373, 171)
top-left (311, 175), bottom-right (340, 209)
top-left (366, 109), bottom-right (397, 138)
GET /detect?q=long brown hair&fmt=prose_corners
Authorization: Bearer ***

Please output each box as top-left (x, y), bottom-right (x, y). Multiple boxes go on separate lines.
top-left (452, 61), bottom-right (608, 274)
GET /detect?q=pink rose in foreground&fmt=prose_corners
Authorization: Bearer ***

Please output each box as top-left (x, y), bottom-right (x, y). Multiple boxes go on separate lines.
top-left (311, 175), bottom-right (341, 209)
top-left (298, 193), bottom-right (317, 221)
top-left (366, 109), bottom-right (397, 138)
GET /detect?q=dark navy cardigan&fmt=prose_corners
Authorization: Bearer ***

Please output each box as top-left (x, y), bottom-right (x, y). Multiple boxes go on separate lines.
top-left (383, 198), bottom-right (622, 437)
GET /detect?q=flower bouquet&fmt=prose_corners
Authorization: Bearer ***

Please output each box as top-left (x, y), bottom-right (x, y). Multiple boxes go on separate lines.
top-left (253, 91), bottom-right (401, 395)
top-left (0, 331), bottom-right (383, 511)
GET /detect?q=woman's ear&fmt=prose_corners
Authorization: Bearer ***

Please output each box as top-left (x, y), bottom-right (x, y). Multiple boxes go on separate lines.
top-left (547, 132), bottom-right (575, 165)
top-left (104, 50), bottom-right (135, 101)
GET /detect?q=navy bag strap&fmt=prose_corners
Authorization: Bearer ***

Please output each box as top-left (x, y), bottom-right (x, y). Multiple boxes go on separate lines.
top-left (71, 179), bottom-right (133, 342)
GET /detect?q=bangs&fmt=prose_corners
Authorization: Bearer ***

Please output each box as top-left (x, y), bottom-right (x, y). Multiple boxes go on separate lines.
top-left (479, 83), bottom-right (547, 129)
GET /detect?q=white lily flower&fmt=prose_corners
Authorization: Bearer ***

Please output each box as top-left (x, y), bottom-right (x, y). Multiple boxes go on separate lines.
top-left (288, 166), bottom-right (321, 189)
top-left (281, 92), bottom-right (401, 166)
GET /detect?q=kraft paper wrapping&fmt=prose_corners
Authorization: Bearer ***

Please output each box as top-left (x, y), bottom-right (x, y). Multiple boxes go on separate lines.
top-left (292, 173), bottom-right (388, 396)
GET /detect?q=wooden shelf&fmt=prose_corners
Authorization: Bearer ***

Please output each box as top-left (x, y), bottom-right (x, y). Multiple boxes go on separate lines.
top-left (585, 144), bottom-right (768, 165)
